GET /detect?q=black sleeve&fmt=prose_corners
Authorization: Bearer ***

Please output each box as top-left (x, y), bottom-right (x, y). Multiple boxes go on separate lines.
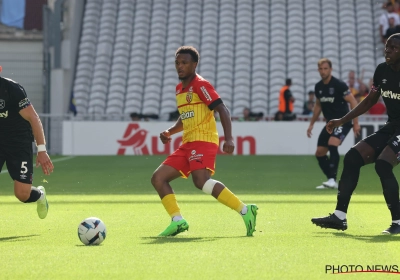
top-left (338, 80), bottom-right (350, 97)
top-left (10, 82), bottom-right (31, 111)
top-left (208, 98), bottom-right (223, 110)
top-left (373, 64), bottom-right (383, 89)
top-left (284, 89), bottom-right (292, 99)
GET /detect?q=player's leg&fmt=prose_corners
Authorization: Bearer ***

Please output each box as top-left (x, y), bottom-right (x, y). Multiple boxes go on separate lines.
top-left (6, 148), bottom-right (48, 219)
top-left (315, 127), bottom-right (330, 189)
top-left (151, 148), bottom-right (190, 236)
top-left (323, 123), bottom-right (353, 189)
top-left (375, 135), bottom-right (400, 234)
top-left (189, 142), bottom-right (258, 236)
top-left (312, 131), bottom-right (388, 230)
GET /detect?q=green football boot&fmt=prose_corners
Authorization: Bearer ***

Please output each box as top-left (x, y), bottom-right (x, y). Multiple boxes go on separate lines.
top-left (242, 204), bottom-right (258, 236)
top-left (158, 219), bottom-right (189, 237)
top-left (36, 186), bottom-right (49, 219)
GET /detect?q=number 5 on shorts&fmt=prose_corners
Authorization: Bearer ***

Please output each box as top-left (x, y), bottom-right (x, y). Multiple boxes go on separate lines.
top-left (20, 161), bottom-right (28, 174)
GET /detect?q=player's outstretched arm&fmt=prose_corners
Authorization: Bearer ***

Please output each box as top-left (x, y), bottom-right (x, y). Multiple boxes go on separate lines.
top-left (160, 117), bottom-right (183, 144)
top-left (327, 86), bottom-right (380, 133)
top-left (307, 99), bottom-right (322, 138)
top-left (19, 105), bottom-right (54, 175)
top-left (214, 103), bottom-right (234, 154)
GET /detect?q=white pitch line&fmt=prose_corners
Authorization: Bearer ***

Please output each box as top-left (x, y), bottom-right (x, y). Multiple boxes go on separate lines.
top-left (0, 156), bottom-right (76, 174)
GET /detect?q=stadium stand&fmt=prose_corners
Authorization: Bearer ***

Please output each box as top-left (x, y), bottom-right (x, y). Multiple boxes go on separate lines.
top-left (73, 0), bottom-right (384, 119)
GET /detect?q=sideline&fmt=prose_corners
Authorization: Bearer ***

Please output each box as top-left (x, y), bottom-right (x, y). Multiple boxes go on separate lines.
top-left (0, 156), bottom-right (76, 175)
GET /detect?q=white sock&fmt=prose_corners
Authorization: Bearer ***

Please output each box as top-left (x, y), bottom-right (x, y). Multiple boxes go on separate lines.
top-left (334, 210), bottom-right (346, 220)
top-left (172, 215), bottom-right (183, 222)
top-left (392, 219), bottom-right (400, 225)
top-left (240, 205), bottom-right (248, 215)
top-left (37, 189), bottom-right (44, 201)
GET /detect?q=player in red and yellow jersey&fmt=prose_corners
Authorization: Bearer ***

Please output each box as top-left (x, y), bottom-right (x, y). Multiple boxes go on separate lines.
top-left (151, 46), bottom-right (258, 237)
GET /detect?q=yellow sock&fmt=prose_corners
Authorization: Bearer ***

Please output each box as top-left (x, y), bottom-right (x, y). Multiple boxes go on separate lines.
top-left (161, 194), bottom-right (181, 217)
top-left (217, 187), bottom-right (245, 213)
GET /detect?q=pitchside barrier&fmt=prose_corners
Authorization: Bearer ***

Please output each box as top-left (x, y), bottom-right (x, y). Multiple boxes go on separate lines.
top-left (58, 115), bottom-right (388, 156)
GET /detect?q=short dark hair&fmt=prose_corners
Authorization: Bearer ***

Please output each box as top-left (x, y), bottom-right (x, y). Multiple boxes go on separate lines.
top-left (175, 46), bottom-right (200, 62)
top-left (285, 78), bottom-right (292, 86)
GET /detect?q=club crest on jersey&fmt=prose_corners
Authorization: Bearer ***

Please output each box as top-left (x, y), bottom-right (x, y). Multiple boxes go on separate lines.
top-left (329, 88), bottom-right (335, 95)
top-left (186, 92), bottom-right (193, 103)
top-left (0, 99), bottom-right (4, 109)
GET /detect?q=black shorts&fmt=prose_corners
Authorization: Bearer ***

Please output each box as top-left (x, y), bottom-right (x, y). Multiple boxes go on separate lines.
top-left (317, 122), bottom-right (353, 147)
top-left (362, 122), bottom-right (400, 161)
top-left (0, 143), bottom-right (33, 184)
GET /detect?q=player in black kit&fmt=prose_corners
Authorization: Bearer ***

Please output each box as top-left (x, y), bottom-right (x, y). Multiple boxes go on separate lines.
top-left (0, 69), bottom-right (53, 219)
top-left (307, 58), bottom-right (360, 189)
top-left (312, 34), bottom-right (400, 234)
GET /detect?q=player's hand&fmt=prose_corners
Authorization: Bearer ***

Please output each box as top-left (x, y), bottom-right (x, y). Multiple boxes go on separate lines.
top-left (223, 137), bottom-right (235, 154)
top-left (307, 125), bottom-right (313, 138)
top-left (326, 119), bottom-right (342, 134)
top-left (160, 130), bottom-right (171, 144)
top-left (36, 151), bottom-right (54, 175)
top-left (353, 123), bottom-right (361, 137)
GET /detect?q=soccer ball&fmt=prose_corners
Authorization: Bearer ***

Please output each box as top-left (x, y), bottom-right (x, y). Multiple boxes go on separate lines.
top-left (78, 217), bottom-right (107, 245)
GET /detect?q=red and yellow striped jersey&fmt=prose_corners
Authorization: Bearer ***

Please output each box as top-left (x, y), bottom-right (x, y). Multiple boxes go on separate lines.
top-left (175, 74), bottom-right (220, 145)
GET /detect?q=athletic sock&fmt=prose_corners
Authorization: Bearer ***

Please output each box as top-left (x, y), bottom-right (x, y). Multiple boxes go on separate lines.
top-left (161, 194), bottom-right (181, 218)
top-left (336, 148), bottom-right (364, 213)
top-left (316, 155), bottom-right (330, 179)
top-left (240, 205), bottom-right (248, 215)
top-left (217, 187), bottom-right (245, 213)
top-left (375, 159), bottom-right (400, 220)
top-left (23, 187), bottom-right (42, 203)
top-left (334, 210), bottom-right (346, 220)
top-left (392, 219), bottom-right (400, 225)
top-left (328, 145), bottom-right (340, 181)
top-left (172, 215), bottom-right (183, 222)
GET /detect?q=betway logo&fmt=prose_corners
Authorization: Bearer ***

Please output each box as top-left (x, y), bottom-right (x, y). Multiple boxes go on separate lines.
top-left (320, 97), bottom-right (335, 103)
top-left (181, 111), bottom-right (194, 120)
top-left (381, 89), bottom-right (400, 99)
top-left (0, 111), bottom-right (8, 118)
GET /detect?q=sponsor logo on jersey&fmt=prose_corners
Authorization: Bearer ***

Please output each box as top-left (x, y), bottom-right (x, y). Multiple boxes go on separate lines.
top-left (181, 110), bottom-right (195, 120)
top-left (381, 89), bottom-right (400, 99)
top-left (0, 111), bottom-right (8, 118)
top-left (200, 86), bottom-right (212, 101)
top-left (0, 99), bottom-right (4, 109)
top-left (329, 88), bottom-right (335, 95)
top-left (320, 97), bottom-right (335, 103)
top-left (186, 92), bottom-right (193, 103)
top-left (18, 98), bottom-right (30, 108)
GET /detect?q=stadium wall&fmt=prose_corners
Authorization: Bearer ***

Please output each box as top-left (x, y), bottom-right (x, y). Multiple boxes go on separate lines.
top-left (62, 121), bottom-right (384, 156)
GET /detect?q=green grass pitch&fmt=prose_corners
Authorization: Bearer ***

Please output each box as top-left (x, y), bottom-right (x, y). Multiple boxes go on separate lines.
top-left (0, 155), bottom-right (399, 279)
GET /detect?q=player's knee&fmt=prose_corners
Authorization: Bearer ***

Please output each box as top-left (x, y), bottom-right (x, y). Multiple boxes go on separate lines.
top-left (192, 176), bottom-right (208, 190)
top-left (343, 148), bottom-right (364, 168)
top-left (375, 159), bottom-right (394, 179)
top-left (14, 188), bottom-right (30, 202)
top-left (150, 171), bottom-right (164, 188)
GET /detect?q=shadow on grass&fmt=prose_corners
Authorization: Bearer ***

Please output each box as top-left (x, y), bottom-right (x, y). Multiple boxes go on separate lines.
top-left (141, 236), bottom-right (247, 244)
top-left (0, 235), bottom-right (39, 242)
top-left (313, 231), bottom-right (399, 243)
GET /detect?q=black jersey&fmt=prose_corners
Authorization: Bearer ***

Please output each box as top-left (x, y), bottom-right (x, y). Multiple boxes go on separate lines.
top-left (0, 77), bottom-right (33, 146)
top-left (373, 62), bottom-right (400, 123)
top-left (314, 76), bottom-right (351, 122)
